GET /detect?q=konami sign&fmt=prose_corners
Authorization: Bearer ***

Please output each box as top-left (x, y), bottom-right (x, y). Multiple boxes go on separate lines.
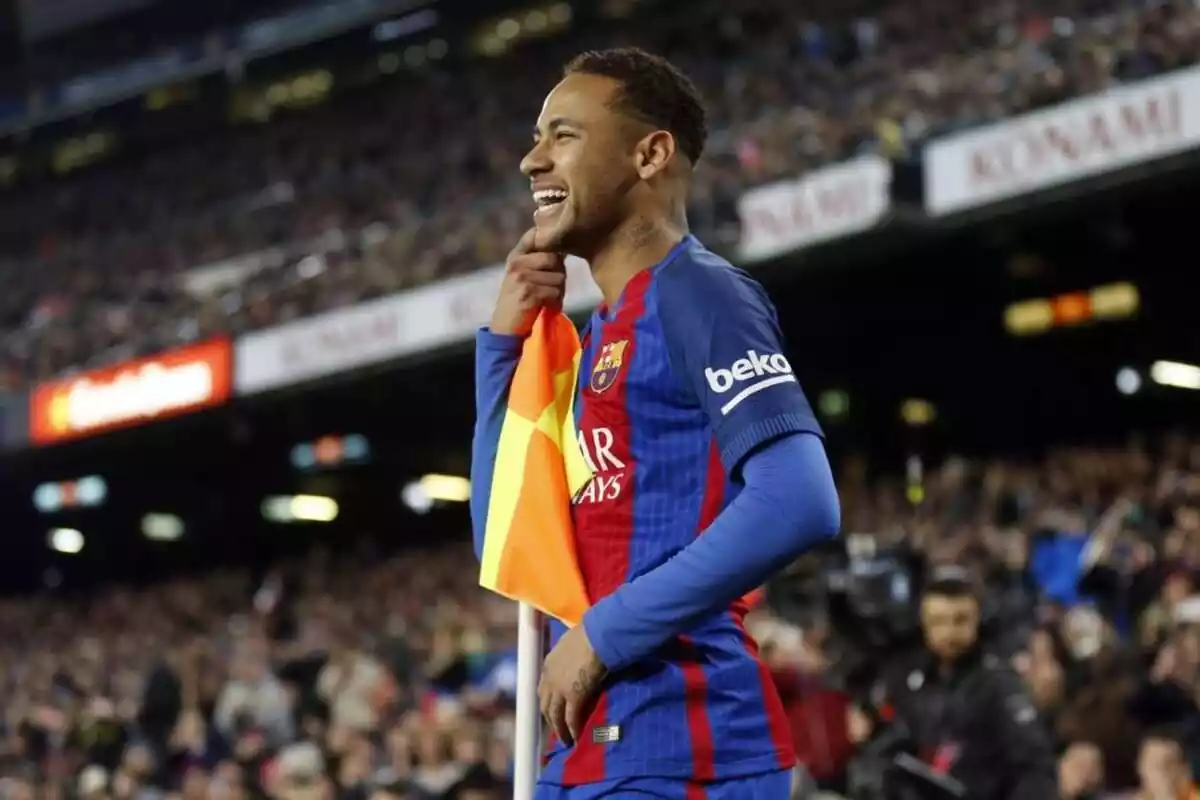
top-left (924, 64), bottom-right (1200, 215)
top-left (736, 155), bottom-right (891, 262)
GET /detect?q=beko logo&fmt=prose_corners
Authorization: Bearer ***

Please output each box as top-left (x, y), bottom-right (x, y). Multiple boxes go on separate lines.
top-left (704, 350), bottom-right (796, 415)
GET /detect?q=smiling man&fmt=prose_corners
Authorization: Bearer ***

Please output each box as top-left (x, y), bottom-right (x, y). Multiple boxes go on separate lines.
top-left (470, 48), bottom-right (841, 799)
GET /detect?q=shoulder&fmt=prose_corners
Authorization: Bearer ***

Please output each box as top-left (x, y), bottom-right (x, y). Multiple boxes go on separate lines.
top-left (978, 653), bottom-right (1022, 685)
top-left (975, 656), bottom-right (1036, 708)
top-left (883, 648), bottom-right (931, 686)
top-left (656, 239), bottom-right (775, 325)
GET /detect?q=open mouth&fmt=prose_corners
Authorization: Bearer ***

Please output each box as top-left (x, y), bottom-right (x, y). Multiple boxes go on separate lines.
top-left (533, 189), bottom-right (568, 215)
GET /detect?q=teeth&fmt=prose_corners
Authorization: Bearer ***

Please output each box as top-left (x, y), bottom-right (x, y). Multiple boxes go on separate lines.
top-left (533, 189), bottom-right (568, 206)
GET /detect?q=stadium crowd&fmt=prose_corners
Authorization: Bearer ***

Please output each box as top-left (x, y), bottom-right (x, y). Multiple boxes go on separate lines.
top-left (3, 0), bottom-right (1200, 796)
top-left (1, 0), bottom-right (1199, 389)
top-left (0, 434), bottom-right (1198, 799)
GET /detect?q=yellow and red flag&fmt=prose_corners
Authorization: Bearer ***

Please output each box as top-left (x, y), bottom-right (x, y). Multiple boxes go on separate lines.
top-left (479, 310), bottom-right (593, 626)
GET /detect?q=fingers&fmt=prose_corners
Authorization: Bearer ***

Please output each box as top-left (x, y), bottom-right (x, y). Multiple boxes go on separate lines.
top-left (520, 268), bottom-right (566, 288)
top-left (496, 232), bottom-right (564, 336)
top-left (508, 251), bottom-right (565, 276)
top-left (510, 254), bottom-right (565, 307)
top-left (540, 681), bottom-right (573, 746)
top-left (509, 227), bottom-right (539, 259)
top-left (517, 284), bottom-right (563, 306)
top-left (550, 695), bottom-right (572, 745)
top-left (565, 697), bottom-right (585, 745)
top-left (511, 226), bottom-right (561, 259)
top-left (530, 226), bottom-right (556, 255)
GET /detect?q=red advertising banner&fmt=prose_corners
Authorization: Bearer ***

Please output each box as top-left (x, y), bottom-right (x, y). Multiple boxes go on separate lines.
top-left (30, 339), bottom-right (233, 445)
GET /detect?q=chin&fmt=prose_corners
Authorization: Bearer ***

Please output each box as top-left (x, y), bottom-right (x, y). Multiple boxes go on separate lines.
top-left (534, 224), bottom-right (566, 252)
top-left (534, 219), bottom-right (576, 254)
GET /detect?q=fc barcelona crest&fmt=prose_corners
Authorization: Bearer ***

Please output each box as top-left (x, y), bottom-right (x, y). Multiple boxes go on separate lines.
top-left (590, 340), bottom-right (629, 394)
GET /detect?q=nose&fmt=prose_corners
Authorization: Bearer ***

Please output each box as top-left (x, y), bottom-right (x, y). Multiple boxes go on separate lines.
top-left (521, 139), bottom-right (551, 177)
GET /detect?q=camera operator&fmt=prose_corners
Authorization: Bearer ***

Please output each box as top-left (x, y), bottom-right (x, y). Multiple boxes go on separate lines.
top-left (870, 567), bottom-right (1059, 800)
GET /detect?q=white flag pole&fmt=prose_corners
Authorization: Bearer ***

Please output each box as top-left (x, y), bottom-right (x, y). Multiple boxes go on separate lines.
top-left (513, 602), bottom-right (545, 800)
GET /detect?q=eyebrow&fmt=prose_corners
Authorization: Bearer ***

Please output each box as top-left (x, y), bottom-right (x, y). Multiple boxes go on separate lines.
top-left (533, 116), bottom-right (582, 137)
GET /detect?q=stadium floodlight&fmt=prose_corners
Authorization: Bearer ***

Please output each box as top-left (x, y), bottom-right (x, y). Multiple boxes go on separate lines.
top-left (261, 495), bottom-right (339, 523)
top-left (1150, 360), bottom-right (1200, 390)
top-left (32, 475), bottom-right (108, 513)
top-left (33, 482), bottom-right (62, 513)
top-left (262, 496), bottom-right (293, 523)
top-left (900, 398), bottom-right (936, 426)
top-left (817, 389), bottom-right (849, 420)
top-left (420, 474), bottom-right (470, 502)
top-left (1115, 367), bottom-right (1142, 395)
top-left (401, 481), bottom-right (433, 514)
top-left (142, 513), bottom-right (184, 541)
top-left (400, 474), bottom-right (470, 514)
top-left (76, 475), bottom-right (107, 505)
top-left (48, 528), bottom-right (84, 554)
top-left (291, 495), bottom-right (338, 522)
top-left (291, 443), bottom-right (316, 470)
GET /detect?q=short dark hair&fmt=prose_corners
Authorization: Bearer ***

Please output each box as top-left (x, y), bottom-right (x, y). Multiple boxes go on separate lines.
top-left (564, 47), bottom-right (707, 165)
top-left (1142, 727), bottom-right (1185, 750)
top-left (922, 566), bottom-right (978, 600)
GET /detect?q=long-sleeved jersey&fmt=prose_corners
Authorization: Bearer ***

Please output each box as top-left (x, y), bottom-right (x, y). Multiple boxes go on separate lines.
top-left (472, 235), bottom-right (835, 785)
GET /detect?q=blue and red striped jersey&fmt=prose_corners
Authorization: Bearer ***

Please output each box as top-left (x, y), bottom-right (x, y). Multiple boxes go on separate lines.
top-left (537, 235), bottom-right (823, 785)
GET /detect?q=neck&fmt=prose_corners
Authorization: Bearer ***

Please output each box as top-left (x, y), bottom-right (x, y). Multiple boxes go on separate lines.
top-left (586, 213), bottom-right (687, 307)
top-left (938, 646), bottom-right (975, 676)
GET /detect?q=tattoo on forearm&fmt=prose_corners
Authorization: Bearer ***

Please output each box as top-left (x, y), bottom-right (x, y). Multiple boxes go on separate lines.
top-left (571, 666), bottom-right (589, 697)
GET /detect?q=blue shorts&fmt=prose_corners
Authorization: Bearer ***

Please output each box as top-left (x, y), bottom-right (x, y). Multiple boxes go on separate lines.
top-left (535, 769), bottom-right (792, 799)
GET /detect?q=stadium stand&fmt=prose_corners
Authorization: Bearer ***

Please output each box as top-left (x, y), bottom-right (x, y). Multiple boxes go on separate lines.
top-left (0, 0), bottom-right (1199, 798)
top-left (1, 0), bottom-right (1197, 387)
top-left (3, 441), bottom-right (1200, 799)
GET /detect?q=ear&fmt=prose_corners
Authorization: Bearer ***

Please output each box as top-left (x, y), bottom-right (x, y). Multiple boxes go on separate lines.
top-left (634, 130), bottom-right (675, 180)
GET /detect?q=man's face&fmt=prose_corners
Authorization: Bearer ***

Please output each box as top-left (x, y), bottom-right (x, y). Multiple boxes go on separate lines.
top-left (1139, 738), bottom-right (1187, 791)
top-left (123, 743), bottom-right (154, 776)
top-left (1163, 572), bottom-right (1193, 606)
top-left (521, 73), bottom-right (639, 254)
top-left (1059, 742), bottom-right (1103, 795)
top-left (920, 594), bottom-right (979, 662)
top-left (233, 651), bottom-right (266, 683)
top-left (180, 766), bottom-right (209, 799)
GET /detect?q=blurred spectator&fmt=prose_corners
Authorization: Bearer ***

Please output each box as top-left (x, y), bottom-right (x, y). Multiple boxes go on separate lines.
top-left (1059, 741), bottom-right (1105, 800)
top-left (315, 634), bottom-right (394, 734)
top-left (214, 638), bottom-right (294, 750)
top-left (1135, 731), bottom-right (1195, 800)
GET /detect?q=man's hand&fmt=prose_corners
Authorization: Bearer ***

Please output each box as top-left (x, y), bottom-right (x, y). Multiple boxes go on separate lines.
top-left (539, 623), bottom-right (606, 746)
top-left (1151, 642), bottom-right (1179, 684)
top-left (491, 227), bottom-right (566, 337)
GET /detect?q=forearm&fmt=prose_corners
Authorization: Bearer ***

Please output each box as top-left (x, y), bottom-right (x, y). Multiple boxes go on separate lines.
top-left (583, 432), bottom-right (839, 671)
top-left (469, 328), bottom-right (523, 559)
